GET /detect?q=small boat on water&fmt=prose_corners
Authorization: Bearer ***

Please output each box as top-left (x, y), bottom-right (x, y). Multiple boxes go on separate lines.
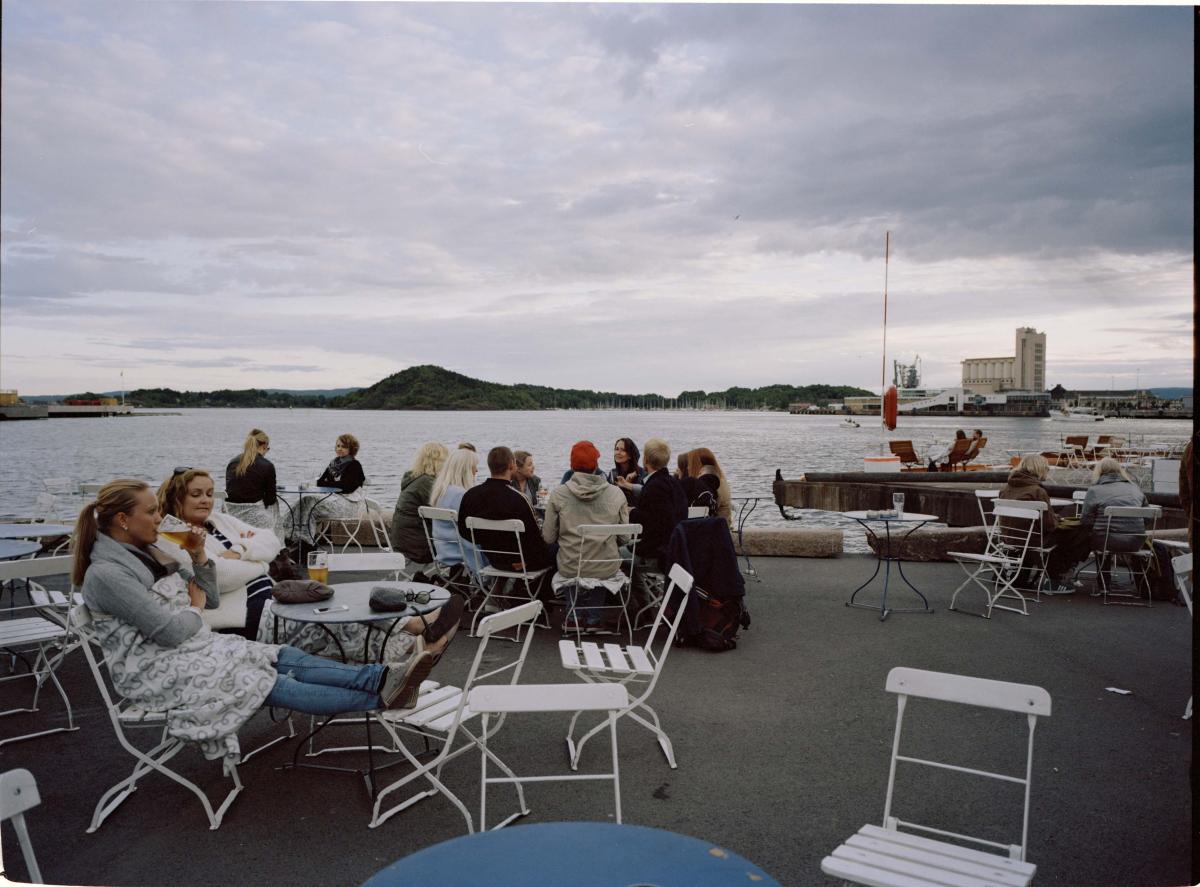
top-left (1049, 408), bottom-right (1104, 422)
top-left (841, 418), bottom-right (861, 429)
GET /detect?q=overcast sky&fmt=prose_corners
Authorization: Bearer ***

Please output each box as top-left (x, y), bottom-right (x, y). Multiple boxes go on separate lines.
top-left (1, 2), bottom-right (1193, 397)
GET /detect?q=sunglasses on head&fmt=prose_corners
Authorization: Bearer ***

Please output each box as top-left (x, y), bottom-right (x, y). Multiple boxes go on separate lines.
top-left (173, 466), bottom-right (194, 476)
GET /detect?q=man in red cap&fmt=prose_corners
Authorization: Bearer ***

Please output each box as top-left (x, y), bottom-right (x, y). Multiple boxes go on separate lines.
top-left (543, 441), bottom-right (633, 633)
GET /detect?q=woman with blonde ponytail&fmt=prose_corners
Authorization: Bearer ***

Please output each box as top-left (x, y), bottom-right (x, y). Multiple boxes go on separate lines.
top-left (72, 479), bottom-right (455, 765)
top-left (224, 429), bottom-right (287, 542)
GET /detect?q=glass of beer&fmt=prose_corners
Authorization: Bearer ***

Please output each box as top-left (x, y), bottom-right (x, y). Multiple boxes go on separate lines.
top-left (158, 514), bottom-right (192, 546)
top-left (307, 551), bottom-right (329, 585)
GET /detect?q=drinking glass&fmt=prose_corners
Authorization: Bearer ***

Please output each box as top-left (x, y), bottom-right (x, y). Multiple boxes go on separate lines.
top-left (892, 492), bottom-right (905, 518)
top-left (307, 551), bottom-right (329, 585)
top-left (157, 514), bottom-right (191, 546)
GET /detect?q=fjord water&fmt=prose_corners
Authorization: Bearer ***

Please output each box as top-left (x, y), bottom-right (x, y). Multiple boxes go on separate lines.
top-left (0, 409), bottom-right (1189, 544)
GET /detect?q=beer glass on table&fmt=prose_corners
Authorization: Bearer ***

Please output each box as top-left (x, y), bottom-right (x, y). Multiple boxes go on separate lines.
top-left (307, 551), bottom-right (329, 585)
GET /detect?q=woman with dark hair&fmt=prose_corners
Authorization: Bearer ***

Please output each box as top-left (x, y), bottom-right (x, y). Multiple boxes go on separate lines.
top-left (157, 468), bottom-right (280, 639)
top-left (71, 481), bottom-right (458, 764)
top-left (609, 437), bottom-right (647, 505)
top-left (224, 428), bottom-right (288, 543)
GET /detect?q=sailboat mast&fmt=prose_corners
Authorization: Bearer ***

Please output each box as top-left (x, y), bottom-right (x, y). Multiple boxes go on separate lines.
top-left (880, 231), bottom-right (890, 435)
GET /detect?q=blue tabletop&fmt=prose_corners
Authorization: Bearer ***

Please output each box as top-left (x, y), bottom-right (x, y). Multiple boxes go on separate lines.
top-left (0, 540), bottom-right (41, 560)
top-left (361, 822), bottom-right (780, 887)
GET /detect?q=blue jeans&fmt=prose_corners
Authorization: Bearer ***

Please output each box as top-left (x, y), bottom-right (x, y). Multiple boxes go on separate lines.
top-left (264, 646), bottom-right (384, 715)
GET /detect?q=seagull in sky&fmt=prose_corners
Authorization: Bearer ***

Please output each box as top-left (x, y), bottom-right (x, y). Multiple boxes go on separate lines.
top-left (417, 143), bottom-right (448, 165)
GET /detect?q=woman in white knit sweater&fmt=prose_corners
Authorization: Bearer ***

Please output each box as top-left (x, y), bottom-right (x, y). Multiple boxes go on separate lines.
top-left (156, 468), bottom-right (282, 638)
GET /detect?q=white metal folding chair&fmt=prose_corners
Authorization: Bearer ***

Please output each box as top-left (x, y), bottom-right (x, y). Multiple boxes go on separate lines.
top-left (418, 505), bottom-right (482, 597)
top-left (470, 681), bottom-right (629, 830)
top-left (560, 523), bottom-right (641, 643)
top-left (466, 516), bottom-right (552, 640)
top-left (70, 604), bottom-right (245, 831)
top-left (1, 768), bottom-right (44, 883)
top-left (995, 499), bottom-right (1056, 600)
top-left (948, 506), bottom-right (1040, 618)
top-left (821, 667), bottom-right (1051, 887)
top-left (0, 556), bottom-right (79, 748)
top-left (1083, 505), bottom-right (1161, 606)
top-left (316, 496), bottom-right (393, 553)
top-left (1172, 552), bottom-right (1192, 720)
top-left (558, 563), bottom-right (693, 769)
top-left (326, 551), bottom-right (406, 576)
top-left (369, 601), bottom-right (544, 831)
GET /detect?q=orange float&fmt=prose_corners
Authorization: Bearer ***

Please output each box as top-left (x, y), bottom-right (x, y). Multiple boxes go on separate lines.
top-left (883, 385), bottom-right (898, 431)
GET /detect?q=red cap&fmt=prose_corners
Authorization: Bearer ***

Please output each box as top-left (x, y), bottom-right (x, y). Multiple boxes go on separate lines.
top-left (570, 440), bottom-right (601, 472)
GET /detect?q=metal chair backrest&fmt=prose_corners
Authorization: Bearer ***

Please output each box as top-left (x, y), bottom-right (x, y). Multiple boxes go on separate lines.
top-left (1098, 505), bottom-right (1161, 549)
top-left (574, 524), bottom-right (641, 582)
top-left (418, 505), bottom-right (464, 568)
top-left (465, 516), bottom-right (531, 571)
top-left (0, 556), bottom-right (73, 585)
top-left (1172, 553), bottom-right (1192, 615)
top-left (642, 564), bottom-right (695, 674)
top-left (889, 441), bottom-right (921, 465)
top-left (883, 667), bottom-right (1052, 863)
top-left (0, 768), bottom-right (44, 883)
top-left (327, 552), bottom-right (406, 576)
top-left (988, 505), bottom-right (1040, 561)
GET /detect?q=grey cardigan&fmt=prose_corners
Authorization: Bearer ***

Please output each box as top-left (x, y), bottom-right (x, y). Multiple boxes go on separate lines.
top-left (79, 532), bottom-right (218, 648)
top-left (1080, 474), bottom-right (1150, 545)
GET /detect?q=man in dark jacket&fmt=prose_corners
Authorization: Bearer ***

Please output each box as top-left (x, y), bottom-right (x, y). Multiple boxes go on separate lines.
top-left (630, 437), bottom-right (687, 570)
top-left (457, 446), bottom-right (553, 572)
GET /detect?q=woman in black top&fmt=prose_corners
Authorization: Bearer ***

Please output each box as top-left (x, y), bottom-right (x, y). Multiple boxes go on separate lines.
top-left (224, 429), bottom-right (288, 543)
top-left (299, 433), bottom-right (368, 545)
top-left (609, 437), bottom-right (647, 505)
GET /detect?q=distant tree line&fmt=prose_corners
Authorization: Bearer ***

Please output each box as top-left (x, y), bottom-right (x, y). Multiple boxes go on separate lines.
top-left (125, 388), bottom-right (331, 408)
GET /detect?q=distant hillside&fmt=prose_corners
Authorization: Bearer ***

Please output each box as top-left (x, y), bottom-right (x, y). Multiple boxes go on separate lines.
top-left (1149, 387), bottom-right (1192, 400)
top-left (125, 388), bottom-right (333, 408)
top-left (331, 365), bottom-right (873, 411)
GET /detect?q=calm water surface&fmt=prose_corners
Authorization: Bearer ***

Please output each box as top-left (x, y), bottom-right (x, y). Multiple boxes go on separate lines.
top-left (1, 409), bottom-right (1189, 550)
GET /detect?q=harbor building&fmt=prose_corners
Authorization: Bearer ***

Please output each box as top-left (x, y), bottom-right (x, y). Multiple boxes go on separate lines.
top-left (960, 327), bottom-right (1046, 394)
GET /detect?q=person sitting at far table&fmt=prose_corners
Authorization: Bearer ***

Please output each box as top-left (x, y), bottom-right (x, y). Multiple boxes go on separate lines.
top-left (457, 446), bottom-right (554, 573)
top-left (629, 438), bottom-right (687, 572)
top-left (608, 437), bottom-right (647, 505)
top-left (509, 450), bottom-right (542, 506)
top-left (297, 433), bottom-right (367, 545)
top-left (390, 442), bottom-right (450, 565)
top-left (543, 441), bottom-right (632, 632)
top-left (998, 454), bottom-right (1080, 595)
top-left (224, 428), bottom-right (289, 545)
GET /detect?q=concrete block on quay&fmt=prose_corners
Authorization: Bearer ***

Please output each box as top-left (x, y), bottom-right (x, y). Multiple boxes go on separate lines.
top-left (866, 526), bottom-right (988, 562)
top-left (733, 527), bottom-right (843, 558)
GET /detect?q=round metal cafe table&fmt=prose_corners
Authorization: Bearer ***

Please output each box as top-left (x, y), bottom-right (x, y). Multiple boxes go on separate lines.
top-left (843, 511), bottom-right (940, 621)
top-left (360, 822), bottom-right (781, 887)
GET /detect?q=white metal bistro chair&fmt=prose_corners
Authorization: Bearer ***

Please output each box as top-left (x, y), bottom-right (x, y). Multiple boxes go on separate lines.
top-left (994, 499), bottom-right (1056, 600)
top-left (70, 604), bottom-right (245, 832)
top-left (558, 563), bottom-right (693, 769)
top-left (466, 516), bottom-right (552, 641)
top-left (470, 681), bottom-right (629, 830)
top-left (418, 505), bottom-right (483, 599)
top-left (0, 556), bottom-right (79, 748)
top-left (369, 601), bottom-right (544, 831)
top-left (316, 496), bottom-right (393, 554)
top-left (820, 667), bottom-right (1051, 887)
top-left (1172, 552), bottom-right (1192, 720)
top-left (327, 551), bottom-right (406, 576)
top-left (1, 768), bottom-right (44, 883)
top-left (1081, 506), bottom-right (1161, 606)
top-left (560, 523), bottom-right (641, 644)
top-left (948, 506), bottom-right (1040, 618)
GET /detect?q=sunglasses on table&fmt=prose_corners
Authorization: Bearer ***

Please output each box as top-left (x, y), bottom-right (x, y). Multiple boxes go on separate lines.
top-left (403, 590), bottom-right (432, 605)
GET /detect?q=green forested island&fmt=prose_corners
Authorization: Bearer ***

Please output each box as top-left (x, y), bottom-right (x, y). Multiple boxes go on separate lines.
top-left (105, 365), bottom-right (872, 410)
